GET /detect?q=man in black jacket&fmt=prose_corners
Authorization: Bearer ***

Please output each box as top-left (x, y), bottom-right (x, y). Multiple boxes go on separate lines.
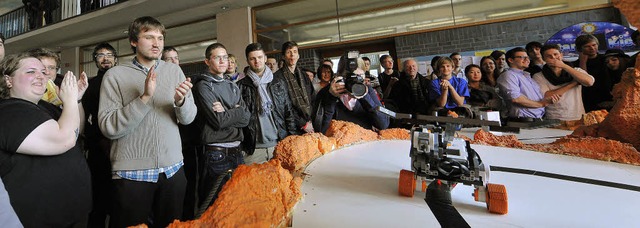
top-left (192, 43), bottom-right (250, 209)
top-left (81, 42), bottom-right (117, 228)
top-left (238, 43), bottom-right (297, 164)
top-left (274, 41), bottom-right (315, 135)
top-left (387, 58), bottom-right (432, 116)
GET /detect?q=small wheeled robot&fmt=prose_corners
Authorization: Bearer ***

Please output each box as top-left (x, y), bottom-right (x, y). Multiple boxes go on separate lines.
top-left (376, 107), bottom-right (508, 215)
top-left (399, 122), bottom-right (508, 215)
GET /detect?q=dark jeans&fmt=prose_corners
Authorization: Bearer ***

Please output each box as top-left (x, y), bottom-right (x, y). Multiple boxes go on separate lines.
top-left (109, 168), bottom-right (186, 228)
top-left (197, 147), bottom-right (243, 210)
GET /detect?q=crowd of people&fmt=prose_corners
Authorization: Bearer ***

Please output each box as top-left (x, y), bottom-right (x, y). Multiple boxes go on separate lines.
top-left (0, 15), bottom-right (638, 227)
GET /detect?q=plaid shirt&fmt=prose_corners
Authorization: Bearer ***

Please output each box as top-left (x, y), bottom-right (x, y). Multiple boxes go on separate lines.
top-left (114, 160), bottom-right (183, 183)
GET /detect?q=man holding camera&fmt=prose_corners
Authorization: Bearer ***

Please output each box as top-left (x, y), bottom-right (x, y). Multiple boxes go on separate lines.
top-left (313, 54), bottom-right (389, 133)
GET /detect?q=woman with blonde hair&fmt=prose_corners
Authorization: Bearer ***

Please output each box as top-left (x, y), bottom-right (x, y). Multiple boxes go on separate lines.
top-left (0, 53), bottom-right (91, 227)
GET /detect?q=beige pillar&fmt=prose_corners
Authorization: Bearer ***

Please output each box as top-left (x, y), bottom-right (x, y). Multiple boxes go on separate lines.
top-left (59, 47), bottom-right (80, 75)
top-left (216, 7), bottom-right (253, 72)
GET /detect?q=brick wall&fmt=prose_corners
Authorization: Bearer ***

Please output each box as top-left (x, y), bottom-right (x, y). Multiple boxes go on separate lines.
top-left (394, 7), bottom-right (621, 59)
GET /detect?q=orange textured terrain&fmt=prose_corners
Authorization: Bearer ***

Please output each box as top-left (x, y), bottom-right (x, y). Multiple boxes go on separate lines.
top-left (167, 122), bottom-right (406, 227)
top-left (473, 129), bottom-right (640, 165)
top-left (573, 62), bottom-right (640, 150)
top-left (378, 128), bottom-right (410, 140)
top-left (325, 120), bottom-right (379, 147)
top-left (273, 133), bottom-right (336, 171)
top-left (168, 160), bottom-right (302, 228)
top-left (613, 0), bottom-right (640, 28)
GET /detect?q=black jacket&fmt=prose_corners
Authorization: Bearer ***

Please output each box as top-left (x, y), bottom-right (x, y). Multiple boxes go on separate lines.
top-left (191, 71), bottom-right (250, 145)
top-left (273, 67), bottom-right (315, 134)
top-left (237, 74), bottom-right (297, 155)
top-left (312, 85), bottom-right (389, 134)
top-left (386, 72), bottom-right (433, 115)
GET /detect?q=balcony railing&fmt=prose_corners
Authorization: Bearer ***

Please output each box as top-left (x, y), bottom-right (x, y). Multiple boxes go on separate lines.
top-left (0, 0), bottom-right (121, 39)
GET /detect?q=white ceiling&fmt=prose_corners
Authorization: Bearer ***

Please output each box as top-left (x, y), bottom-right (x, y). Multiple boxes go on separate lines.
top-left (4, 0), bottom-right (277, 60)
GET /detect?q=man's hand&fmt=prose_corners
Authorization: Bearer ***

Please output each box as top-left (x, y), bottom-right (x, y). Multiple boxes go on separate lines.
top-left (440, 80), bottom-right (451, 92)
top-left (544, 94), bottom-right (561, 105)
top-left (212, 102), bottom-right (225, 112)
top-left (329, 76), bottom-right (347, 97)
top-left (174, 77), bottom-right (192, 107)
top-left (578, 51), bottom-right (589, 71)
top-left (545, 57), bottom-right (568, 69)
top-left (141, 67), bottom-right (157, 103)
top-left (302, 121), bottom-right (314, 133)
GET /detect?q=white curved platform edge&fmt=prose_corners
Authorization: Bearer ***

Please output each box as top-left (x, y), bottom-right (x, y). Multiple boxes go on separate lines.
top-left (291, 140), bottom-right (640, 227)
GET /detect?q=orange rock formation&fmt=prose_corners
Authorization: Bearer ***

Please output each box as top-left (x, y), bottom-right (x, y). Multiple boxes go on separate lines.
top-left (572, 63), bottom-right (640, 150)
top-left (168, 160), bottom-right (302, 228)
top-left (473, 129), bottom-right (640, 165)
top-left (325, 120), bottom-right (379, 147)
top-left (273, 133), bottom-right (336, 171)
top-left (378, 128), bottom-right (411, 140)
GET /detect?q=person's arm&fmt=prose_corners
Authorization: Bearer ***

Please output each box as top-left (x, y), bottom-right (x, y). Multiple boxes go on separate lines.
top-left (282, 86), bottom-right (299, 136)
top-left (193, 81), bottom-right (248, 130)
top-left (98, 69), bottom-right (153, 140)
top-left (445, 80), bottom-right (466, 107)
top-left (317, 79), bottom-right (341, 134)
top-left (428, 79), bottom-right (446, 107)
top-left (18, 73), bottom-right (80, 155)
top-left (547, 58), bottom-right (594, 87)
top-left (174, 71), bottom-right (197, 125)
top-left (358, 86), bottom-right (389, 130)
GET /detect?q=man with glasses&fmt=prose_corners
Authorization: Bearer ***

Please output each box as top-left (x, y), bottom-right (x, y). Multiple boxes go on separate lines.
top-left (82, 42), bottom-right (117, 228)
top-left (162, 46), bottom-right (180, 65)
top-left (497, 47), bottom-right (559, 119)
top-left (191, 43), bottom-right (249, 210)
top-left (98, 16), bottom-right (196, 227)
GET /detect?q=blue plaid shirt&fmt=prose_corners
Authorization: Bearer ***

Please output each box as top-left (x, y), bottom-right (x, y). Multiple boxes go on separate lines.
top-left (114, 161), bottom-right (183, 183)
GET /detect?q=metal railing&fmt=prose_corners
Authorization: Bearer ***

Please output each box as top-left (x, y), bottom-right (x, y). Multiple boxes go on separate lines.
top-left (0, 0), bottom-right (122, 39)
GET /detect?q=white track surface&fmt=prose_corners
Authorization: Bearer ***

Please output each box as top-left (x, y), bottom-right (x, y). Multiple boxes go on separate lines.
top-left (291, 129), bottom-right (640, 227)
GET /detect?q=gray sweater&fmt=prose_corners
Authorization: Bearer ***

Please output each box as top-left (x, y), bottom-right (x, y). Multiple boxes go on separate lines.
top-left (98, 60), bottom-right (197, 171)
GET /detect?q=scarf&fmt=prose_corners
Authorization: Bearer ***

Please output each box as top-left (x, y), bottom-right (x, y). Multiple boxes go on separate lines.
top-left (247, 67), bottom-right (274, 115)
top-left (541, 64), bottom-right (573, 86)
top-left (282, 66), bottom-right (311, 118)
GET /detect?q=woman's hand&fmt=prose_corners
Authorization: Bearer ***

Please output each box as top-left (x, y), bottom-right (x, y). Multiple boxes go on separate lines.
top-left (58, 71), bottom-right (79, 105)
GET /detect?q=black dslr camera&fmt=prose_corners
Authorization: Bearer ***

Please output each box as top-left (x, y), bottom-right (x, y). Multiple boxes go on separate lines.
top-left (338, 50), bottom-right (368, 98)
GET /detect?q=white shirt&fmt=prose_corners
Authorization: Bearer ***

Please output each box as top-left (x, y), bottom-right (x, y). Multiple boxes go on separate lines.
top-left (532, 67), bottom-right (594, 121)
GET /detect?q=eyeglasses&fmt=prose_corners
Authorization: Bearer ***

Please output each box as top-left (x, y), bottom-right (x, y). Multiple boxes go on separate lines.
top-left (513, 56), bottom-right (530, 60)
top-left (212, 55), bottom-right (229, 62)
top-left (45, 66), bottom-right (58, 71)
top-left (95, 53), bottom-right (115, 59)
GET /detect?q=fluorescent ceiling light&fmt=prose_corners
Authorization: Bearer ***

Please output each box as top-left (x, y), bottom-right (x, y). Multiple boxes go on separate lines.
top-left (408, 18), bottom-right (474, 30)
top-left (298, 38), bottom-right (332, 46)
top-left (487, 4), bottom-right (567, 18)
top-left (342, 29), bottom-right (395, 39)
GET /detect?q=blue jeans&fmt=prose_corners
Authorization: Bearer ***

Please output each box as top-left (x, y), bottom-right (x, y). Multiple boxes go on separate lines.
top-left (198, 149), bottom-right (244, 209)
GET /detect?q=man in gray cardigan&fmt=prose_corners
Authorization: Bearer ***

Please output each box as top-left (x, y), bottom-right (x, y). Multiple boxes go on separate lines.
top-left (98, 16), bottom-right (196, 228)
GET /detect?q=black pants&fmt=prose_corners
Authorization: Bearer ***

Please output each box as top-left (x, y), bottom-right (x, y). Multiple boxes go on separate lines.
top-left (86, 138), bottom-right (112, 228)
top-left (181, 144), bottom-right (199, 220)
top-left (109, 168), bottom-right (186, 228)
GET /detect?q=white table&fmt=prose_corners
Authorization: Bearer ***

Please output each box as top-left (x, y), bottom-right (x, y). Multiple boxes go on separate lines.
top-left (291, 138), bottom-right (640, 227)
